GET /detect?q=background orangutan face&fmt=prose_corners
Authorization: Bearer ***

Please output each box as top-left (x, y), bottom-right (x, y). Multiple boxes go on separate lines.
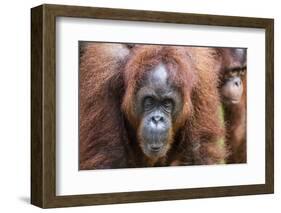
top-left (221, 71), bottom-right (244, 104)
top-left (219, 48), bottom-right (246, 105)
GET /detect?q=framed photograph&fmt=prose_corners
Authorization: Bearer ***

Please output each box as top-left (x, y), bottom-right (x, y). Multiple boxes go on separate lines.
top-left (31, 4), bottom-right (274, 208)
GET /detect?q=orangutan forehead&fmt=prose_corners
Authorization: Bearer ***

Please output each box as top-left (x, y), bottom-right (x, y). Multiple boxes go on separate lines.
top-left (138, 63), bottom-right (178, 98)
top-left (149, 63), bottom-right (168, 84)
top-left (144, 63), bottom-right (171, 87)
top-left (229, 48), bottom-right (247, 67)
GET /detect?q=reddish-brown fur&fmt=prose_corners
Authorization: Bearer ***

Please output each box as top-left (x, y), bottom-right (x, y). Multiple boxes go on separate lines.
top-left (79, 43), bottom-right (132, 169)
top-left (216, 48), bottom-right (247, 163)
top-left (79, 43), bottom-right (227, 169)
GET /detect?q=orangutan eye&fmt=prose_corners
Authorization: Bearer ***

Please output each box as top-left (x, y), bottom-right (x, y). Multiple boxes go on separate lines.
top-left (162, 99), bottom-right (174, 112)
top-left (126, 44), bottom-right (135, 49)
top-left (240, 68), bottom-right (246, 76)
top-left (143, 97), bottom-right (155, 111)
top-left (230, 70), bottom-right (237, 77)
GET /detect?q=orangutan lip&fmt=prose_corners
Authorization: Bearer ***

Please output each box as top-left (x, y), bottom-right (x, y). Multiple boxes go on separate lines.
top-left (224, 97), bottom-right (240, 104)
top-left (228, 99), bottom-right (239, 104)
top-left (150, 147), bottom-right (161, 152)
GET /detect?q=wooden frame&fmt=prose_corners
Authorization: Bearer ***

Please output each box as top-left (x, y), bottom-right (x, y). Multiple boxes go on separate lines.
top-left (31, 4), bottom-right (274, 208)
